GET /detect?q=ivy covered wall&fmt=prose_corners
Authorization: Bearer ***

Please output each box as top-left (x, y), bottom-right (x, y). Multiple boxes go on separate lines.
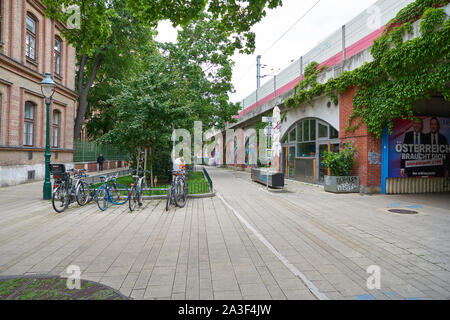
top-left (285, 0), bottom-right (450, 138)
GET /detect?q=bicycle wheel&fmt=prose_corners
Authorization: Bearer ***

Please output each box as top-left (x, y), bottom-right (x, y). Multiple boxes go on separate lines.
top-left (174, 178), bottom-right (188, 208)
top-left (96, 185), bottom-right (109, 211)
top-left (138, 180), bottom-right (146, 207)
top-left (87, 184), bottom-right (95, 203)
top-left (129, 185), bottom-right (137, 211)
top-left (166, 186), bottom-right (172, 211)
top-left (52, 186), bottom-right (69, 213)
top-left (76, 181), bottom-right (89, 206)
top-left (110, 183), bottom-right (128, 205)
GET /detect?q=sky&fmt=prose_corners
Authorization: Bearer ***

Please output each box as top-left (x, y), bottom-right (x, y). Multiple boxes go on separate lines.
top-left (156, 0), bottom-right (379, 104)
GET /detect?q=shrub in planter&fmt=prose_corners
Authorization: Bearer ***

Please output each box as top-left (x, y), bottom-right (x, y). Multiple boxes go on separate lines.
top-left (322, 142), bottom-right (356, 176)
top-left (322, 142), bottom-right (359, 193)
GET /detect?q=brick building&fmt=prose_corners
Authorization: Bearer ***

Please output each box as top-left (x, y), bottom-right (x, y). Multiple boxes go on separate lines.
top-left (222, 0), bottom-right (450, 194)
top-left (0, 0), bottom-right (77, 186)
top-left (338, 86), bottom-right (382, 193)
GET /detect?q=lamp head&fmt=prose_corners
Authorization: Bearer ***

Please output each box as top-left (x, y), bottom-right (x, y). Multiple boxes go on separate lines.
top-left (40, 72), bottom-right (56, 99)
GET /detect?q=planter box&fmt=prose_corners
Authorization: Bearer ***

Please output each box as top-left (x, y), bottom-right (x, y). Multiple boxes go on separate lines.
top-left (251, 168), bottom-right (284, 188)
top-left (324, 175), bottom-right (359, 193)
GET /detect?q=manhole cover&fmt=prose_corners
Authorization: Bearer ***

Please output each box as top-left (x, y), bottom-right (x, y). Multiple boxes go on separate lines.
top-left (388, 209), bottom-right (418, 214)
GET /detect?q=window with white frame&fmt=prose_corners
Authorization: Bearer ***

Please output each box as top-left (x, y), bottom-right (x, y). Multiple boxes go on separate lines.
top-left (283, 118), bottom-right (339, 157)
top-left (23, 102), bottom-right (35, 146)
top-left (54, 37), bottom-right (62, 75)
top-left (25, 14), bottom-right (37, 60)
top-left (52, 110), bottom-right (60, 148)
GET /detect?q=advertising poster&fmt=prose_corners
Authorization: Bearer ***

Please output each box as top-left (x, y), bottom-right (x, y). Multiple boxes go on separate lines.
top-left (388, 117), bottom-right (450, 178)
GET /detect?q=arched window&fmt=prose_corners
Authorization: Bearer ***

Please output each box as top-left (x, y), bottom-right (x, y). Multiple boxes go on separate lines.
top-left (23, 102), bottom-right (35, 146)
top-left (52, 110), bottom-right (60, 148)
top-left (25, 14), bottom-right (37, 61)
top-left (54, 36), bottom-right (62, 75)
top-left (282, 118), bottom-right (340, 182)
top-left (296, 119), bottom-right (316, 157)
top-left (283, 118), bottom-right (339, 157)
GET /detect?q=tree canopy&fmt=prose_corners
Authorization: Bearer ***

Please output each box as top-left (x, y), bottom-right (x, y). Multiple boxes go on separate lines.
top-left (96, 13), bottom-right (245, 178)
top-left (42, 0), bottom-right (284, 138)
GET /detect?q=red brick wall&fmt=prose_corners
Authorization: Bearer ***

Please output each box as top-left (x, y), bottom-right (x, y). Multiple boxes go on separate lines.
top-left (74, 160), bottom-right (127, 172)
top-left (339, 87), bottom-right (382, 192)
top-left (88, 162), bottom-right (97, 172)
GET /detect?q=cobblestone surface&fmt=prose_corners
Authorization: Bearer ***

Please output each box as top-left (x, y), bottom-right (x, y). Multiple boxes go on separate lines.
top-left (0, 166), bottom-right (449, 300)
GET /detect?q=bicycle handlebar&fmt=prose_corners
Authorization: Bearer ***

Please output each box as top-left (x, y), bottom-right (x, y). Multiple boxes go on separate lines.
top-left (100, 174), bottom-right (118, 183)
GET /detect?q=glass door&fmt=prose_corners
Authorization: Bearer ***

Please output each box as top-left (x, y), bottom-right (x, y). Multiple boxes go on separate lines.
top-left (288, 145), bottom-right (296, 178)
top-left (318, 143), bottom-right (339, 183)
top-left (318, 144), bottom-right (328, 184)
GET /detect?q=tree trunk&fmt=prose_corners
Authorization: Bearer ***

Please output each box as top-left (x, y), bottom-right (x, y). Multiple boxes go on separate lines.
top-left (74, 53), bottom-right (104, 139)
top-left (74, 90), bottom-right (88, 140)
top-left (149, 146), bottom-right (153, 187)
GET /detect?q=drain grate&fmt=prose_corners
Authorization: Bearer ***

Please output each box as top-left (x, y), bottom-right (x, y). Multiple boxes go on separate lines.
top-left (388, 209), bottom-right (418, 214)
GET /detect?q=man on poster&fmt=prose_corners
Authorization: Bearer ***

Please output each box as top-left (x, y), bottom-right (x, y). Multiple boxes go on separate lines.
top-left (425, 117), bottom-right (449, 177)
top-left (400, 118), bottom-right (426, 177)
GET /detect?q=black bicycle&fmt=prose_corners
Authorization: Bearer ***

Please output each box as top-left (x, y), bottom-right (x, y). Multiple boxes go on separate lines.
top-left (129, 169), bottom-right (150, 211)
top-left (166, 167), bottom-right (188, 211)
top-left (50, 165), bottom-right (80, 213)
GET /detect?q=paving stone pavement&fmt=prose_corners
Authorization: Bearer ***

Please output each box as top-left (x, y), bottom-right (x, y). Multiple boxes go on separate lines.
top-left (0, 166), bottom-right (449, 300)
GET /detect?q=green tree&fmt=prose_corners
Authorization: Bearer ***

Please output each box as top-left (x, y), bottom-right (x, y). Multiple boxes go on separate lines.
top-left (84, 15), bottom-right (158, 139)
top-left (99, 13), bottom-right (254, 177)
top-left (97, 53), bottom-right (191, 179)
top-left (160, 12), bottom-right (242, 130)
top-left (43, 0), bottom-right (284, 139)
top-left (43, 0), bottom-right (156, 139)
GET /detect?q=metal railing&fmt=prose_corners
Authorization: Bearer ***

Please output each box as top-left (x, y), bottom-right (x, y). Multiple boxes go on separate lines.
top-left (73, 140), bottom-right (128, 163)
top-left (203, 167), bottom-right (213, 192)
top-left (87, 169), bottom-right (213, 196)
top-left (82, 169), bottom-right (133, 185)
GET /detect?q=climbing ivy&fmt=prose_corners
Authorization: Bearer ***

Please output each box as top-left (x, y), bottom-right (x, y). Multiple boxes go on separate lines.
top-left (284, 0), bottom-right (450, 138)
top-left (285, 62), bottom-right (338, 108)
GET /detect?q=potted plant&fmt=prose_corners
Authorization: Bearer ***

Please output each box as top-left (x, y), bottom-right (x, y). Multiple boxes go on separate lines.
top-left (322, 142), bottom-right (359, 193)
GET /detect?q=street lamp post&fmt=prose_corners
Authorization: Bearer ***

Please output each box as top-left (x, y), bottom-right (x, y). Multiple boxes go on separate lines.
top-left (40, 73), bottom-right (56, 200)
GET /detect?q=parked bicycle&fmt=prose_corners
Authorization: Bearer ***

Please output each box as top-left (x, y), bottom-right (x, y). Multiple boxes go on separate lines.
top-left (50, 165), bottom-right (89, 213)
top-left (166, 165), bottom-right (188, 211)
top-left (129, 169), bottom-right (150, 211)
top-left (75, 173), bottom-right (97, 206)
top-left (95, 174), bottom-right (129, 211)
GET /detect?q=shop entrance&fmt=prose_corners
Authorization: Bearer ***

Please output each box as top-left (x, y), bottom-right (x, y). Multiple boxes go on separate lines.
top-left (281, 118), bottom-right (339, 184)
top-left (282, 145), bottom-right (296, 178)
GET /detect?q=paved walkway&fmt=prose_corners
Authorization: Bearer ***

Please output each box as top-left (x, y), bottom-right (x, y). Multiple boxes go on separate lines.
top-left (0, 166), bottom-right (449, 300)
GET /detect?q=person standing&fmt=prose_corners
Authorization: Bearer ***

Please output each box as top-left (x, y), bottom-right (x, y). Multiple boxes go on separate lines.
top-left (97, 154), bottom-right (105, 172)
top-left (172, 156), bottom-right (185, 172)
